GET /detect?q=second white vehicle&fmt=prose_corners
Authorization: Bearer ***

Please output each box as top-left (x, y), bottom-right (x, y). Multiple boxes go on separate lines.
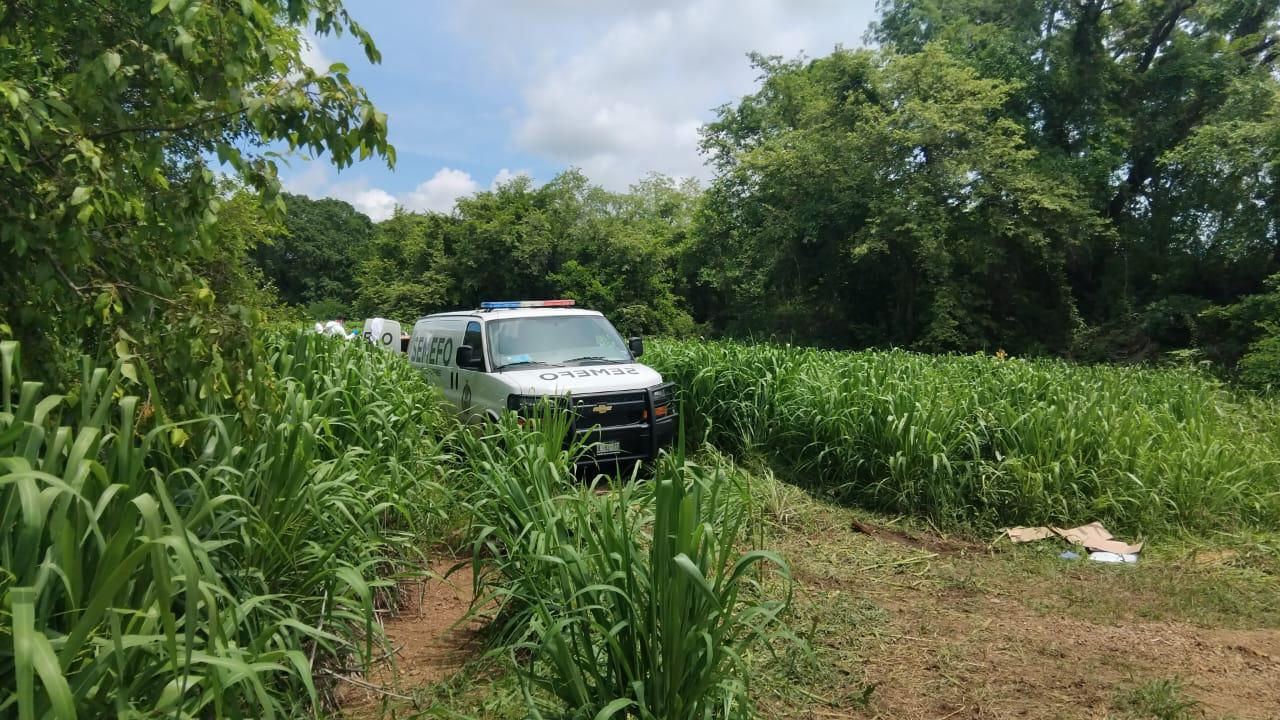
top-left (407, 299), bottom-right (677, 466)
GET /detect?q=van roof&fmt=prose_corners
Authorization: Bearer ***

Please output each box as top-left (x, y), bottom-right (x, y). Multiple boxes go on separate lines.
top-left (417, 307), bottom-right (603, 322)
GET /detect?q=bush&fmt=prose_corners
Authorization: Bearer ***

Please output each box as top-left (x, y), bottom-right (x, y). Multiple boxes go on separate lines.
top-left (648, 338), bottom-right (1280, 536)
top-left (1197, 273), bottom-right (1280, 372)
top-left (0, 333), bottom-right (453, 717)
top-left (461, 411), bottom-right (792, 719)
top-left (1239, 329), bottom-right (1280, 392)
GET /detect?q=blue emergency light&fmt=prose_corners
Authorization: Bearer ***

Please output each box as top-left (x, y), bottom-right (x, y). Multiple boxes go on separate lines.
top-left (480, 299), bottom-right (576, 309)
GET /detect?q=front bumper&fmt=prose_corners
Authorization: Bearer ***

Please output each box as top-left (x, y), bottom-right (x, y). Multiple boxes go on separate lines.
top-left (510, 383), bottom-right (678, 466)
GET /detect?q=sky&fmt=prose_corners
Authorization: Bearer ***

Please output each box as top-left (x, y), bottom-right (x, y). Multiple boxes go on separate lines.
top-left (282, 0), bottom-right (879, 221)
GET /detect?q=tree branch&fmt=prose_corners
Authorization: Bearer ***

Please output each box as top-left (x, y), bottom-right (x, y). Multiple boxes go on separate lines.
top-left (44, 249), bottom-right (88, 298)
top-left (1240, 34), bottom-right (1278, 62)
top-left (1135, 0), bottom-right (1195, 74)
top-left (87, 108), bottom-right (248, 141)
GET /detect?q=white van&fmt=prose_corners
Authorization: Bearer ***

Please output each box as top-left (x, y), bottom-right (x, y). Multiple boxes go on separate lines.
top-left (407, 300), bottom-right (677, 466)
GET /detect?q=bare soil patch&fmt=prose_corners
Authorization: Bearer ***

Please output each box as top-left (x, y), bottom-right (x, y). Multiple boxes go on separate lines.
top-left (337, 560), bottom-right (482, 713)
top-left (864, 587), bottom-right (1280, 719)
top-left (760, 502), bottom-right (1280, 720)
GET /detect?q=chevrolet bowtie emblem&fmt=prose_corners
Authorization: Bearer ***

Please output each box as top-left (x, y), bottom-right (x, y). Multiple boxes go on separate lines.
top-left (592, 403), bottom-right (613, 415)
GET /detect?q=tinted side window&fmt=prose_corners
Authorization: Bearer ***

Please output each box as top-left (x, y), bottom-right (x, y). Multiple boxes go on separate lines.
top-left (463, 321), bottom-right (485, 369)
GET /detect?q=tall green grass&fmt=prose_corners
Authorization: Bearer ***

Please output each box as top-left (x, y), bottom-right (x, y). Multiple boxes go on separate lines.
top-left (0, 333), bottom-right (453, 717)
top-left (461, 411), bottom-right (792, 719)
top-left (648, 339), bottom-right (1280, 535)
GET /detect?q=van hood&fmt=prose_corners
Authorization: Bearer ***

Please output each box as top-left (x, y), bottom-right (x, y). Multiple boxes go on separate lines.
top-left (502, 363), bottom-right (664, 396)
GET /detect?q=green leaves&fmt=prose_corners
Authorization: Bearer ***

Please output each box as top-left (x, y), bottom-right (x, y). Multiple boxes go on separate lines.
top-left (868, 0), bottom-right (1280, 351)
top-left (462, 412), bottom-right (791, 719)
top-left (101, 51), bottom-right (122, 77)
top-left (0, 332), bottom-right (454, 716)
top-left (2, 0), bottom-right (392, 389)
top-left (253, 192), bottom-right (373, 316)
top-left (697, 45), bottom-right (1099, 353)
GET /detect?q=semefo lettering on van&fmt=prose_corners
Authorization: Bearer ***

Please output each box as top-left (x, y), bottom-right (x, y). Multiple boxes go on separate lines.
top-left (538, 367), bottom-right (641, 381)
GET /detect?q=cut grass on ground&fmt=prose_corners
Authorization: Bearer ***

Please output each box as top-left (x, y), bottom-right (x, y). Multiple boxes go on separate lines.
top-left (339, 454), bottom-right (1280, 720)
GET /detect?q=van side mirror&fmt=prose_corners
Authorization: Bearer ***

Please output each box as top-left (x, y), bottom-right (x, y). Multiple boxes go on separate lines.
top-left (455, 344), bottom-right (483, 370)
top-left (628, 336), bottom-right (644, 358)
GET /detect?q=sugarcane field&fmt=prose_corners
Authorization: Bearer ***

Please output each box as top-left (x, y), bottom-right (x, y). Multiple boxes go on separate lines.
top-left (4, 2), bottom-right (1280, 719)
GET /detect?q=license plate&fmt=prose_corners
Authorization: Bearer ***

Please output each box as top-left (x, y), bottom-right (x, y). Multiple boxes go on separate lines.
top-left (596, 440), bottom-right (622, 455)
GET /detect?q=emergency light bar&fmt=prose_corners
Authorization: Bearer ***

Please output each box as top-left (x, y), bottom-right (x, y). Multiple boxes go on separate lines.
top-left (480, 299), bottom-right (576, 309)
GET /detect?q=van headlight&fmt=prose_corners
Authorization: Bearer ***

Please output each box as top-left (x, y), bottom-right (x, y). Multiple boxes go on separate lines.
top-left (507, 394), bottom-right (570, 414)
top-left (507, 394), bottom-right (539, 412)
top-left (649, 383), bottom-right (674, 404)
top-left (649, 383), bottom-right (676, 418)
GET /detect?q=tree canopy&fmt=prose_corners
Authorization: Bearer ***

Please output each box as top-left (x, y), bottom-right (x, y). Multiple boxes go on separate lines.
top-left (693, 46), bottom-right (1102, 353)
top-left (9, 0), bottom-right (1278, 388)
top-left (330, 171), bottom-right (697, 337)
top-left (253, 192), bottom-right (374, 316)
top-left (869, 0), bottom-right (1280, 350)
top-left (0, 0), bottom-right (390, 386)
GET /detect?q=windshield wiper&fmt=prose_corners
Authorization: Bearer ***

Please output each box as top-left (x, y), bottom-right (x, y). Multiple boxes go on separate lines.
top-left (563, 356), bottom-right (624, 365)
top-left (494, 360), bottom-right (560, 371)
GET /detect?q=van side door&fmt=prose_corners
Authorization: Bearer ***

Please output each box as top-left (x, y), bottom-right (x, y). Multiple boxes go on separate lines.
top-left (456, 319), bottom-right (491, 422)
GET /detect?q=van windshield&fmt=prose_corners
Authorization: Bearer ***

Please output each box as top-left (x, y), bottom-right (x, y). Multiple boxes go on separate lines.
top-left (488, 315), bottom-right (631, 370)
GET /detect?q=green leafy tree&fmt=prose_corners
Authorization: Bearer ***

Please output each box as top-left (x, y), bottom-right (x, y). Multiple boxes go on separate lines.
top-left (254, 192), bottom-right (374, 316)
top-left (447, 173), bottom-right (564, 305)
top-left (871, 0), bottom-right (1280, 335)
top-left (208, 182), bottom-right (287, 313)
top-left (0, 0), bottom-right (391, 388)
top-left (434, 170), bottom-right (695, 335)
top-left (696, 47), bottom-right (1099, 352)
top-left (1198, 273), bottom-right (1280, 388)
top-left (355, 208), bottom-right (454, 321)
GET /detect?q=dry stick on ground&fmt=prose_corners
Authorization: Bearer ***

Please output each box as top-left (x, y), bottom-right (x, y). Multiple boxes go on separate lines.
top-left (317, 669), bottom-right (417, 704)
top-left (337, 644), bottom-right (405, 674)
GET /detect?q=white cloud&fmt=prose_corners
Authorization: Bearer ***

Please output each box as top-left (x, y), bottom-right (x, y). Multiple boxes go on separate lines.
top-left (491, 167), bottom-right (532, 189)
top-left (456, 0), bottom-right (876, 189)
top-left (283, 164), bottom-right (518, 221)
top-left (299, 31), bottom-right (332, 74)
top-left (281, 167), bottom-right (399, 220)
top-left (401, 167), bottom-right (479, 213)
top-left (340, 185), bottom-right (397, 221)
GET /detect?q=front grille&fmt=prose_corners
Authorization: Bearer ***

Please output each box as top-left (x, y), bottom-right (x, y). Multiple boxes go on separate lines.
top-left (571, 392), bottom-right (647, 428)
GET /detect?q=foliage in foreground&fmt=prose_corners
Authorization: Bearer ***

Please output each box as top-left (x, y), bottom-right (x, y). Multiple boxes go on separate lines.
top-left (0, 333), bottom-right (450, 718)
top-left (649, 339), bottom-right (1280, 536)
top-left (460, 413), bottom-right (792, 719)
top-left (0, 0), bottom-right (389, 389)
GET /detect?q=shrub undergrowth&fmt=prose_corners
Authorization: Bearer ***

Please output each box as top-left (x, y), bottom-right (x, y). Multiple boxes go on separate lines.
top-left (649, 339), bottom-right (1280, 536)
top-left (0, 333), bottom-right (453, 717)
top-left (460, 410), bottom-right (793, 719)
